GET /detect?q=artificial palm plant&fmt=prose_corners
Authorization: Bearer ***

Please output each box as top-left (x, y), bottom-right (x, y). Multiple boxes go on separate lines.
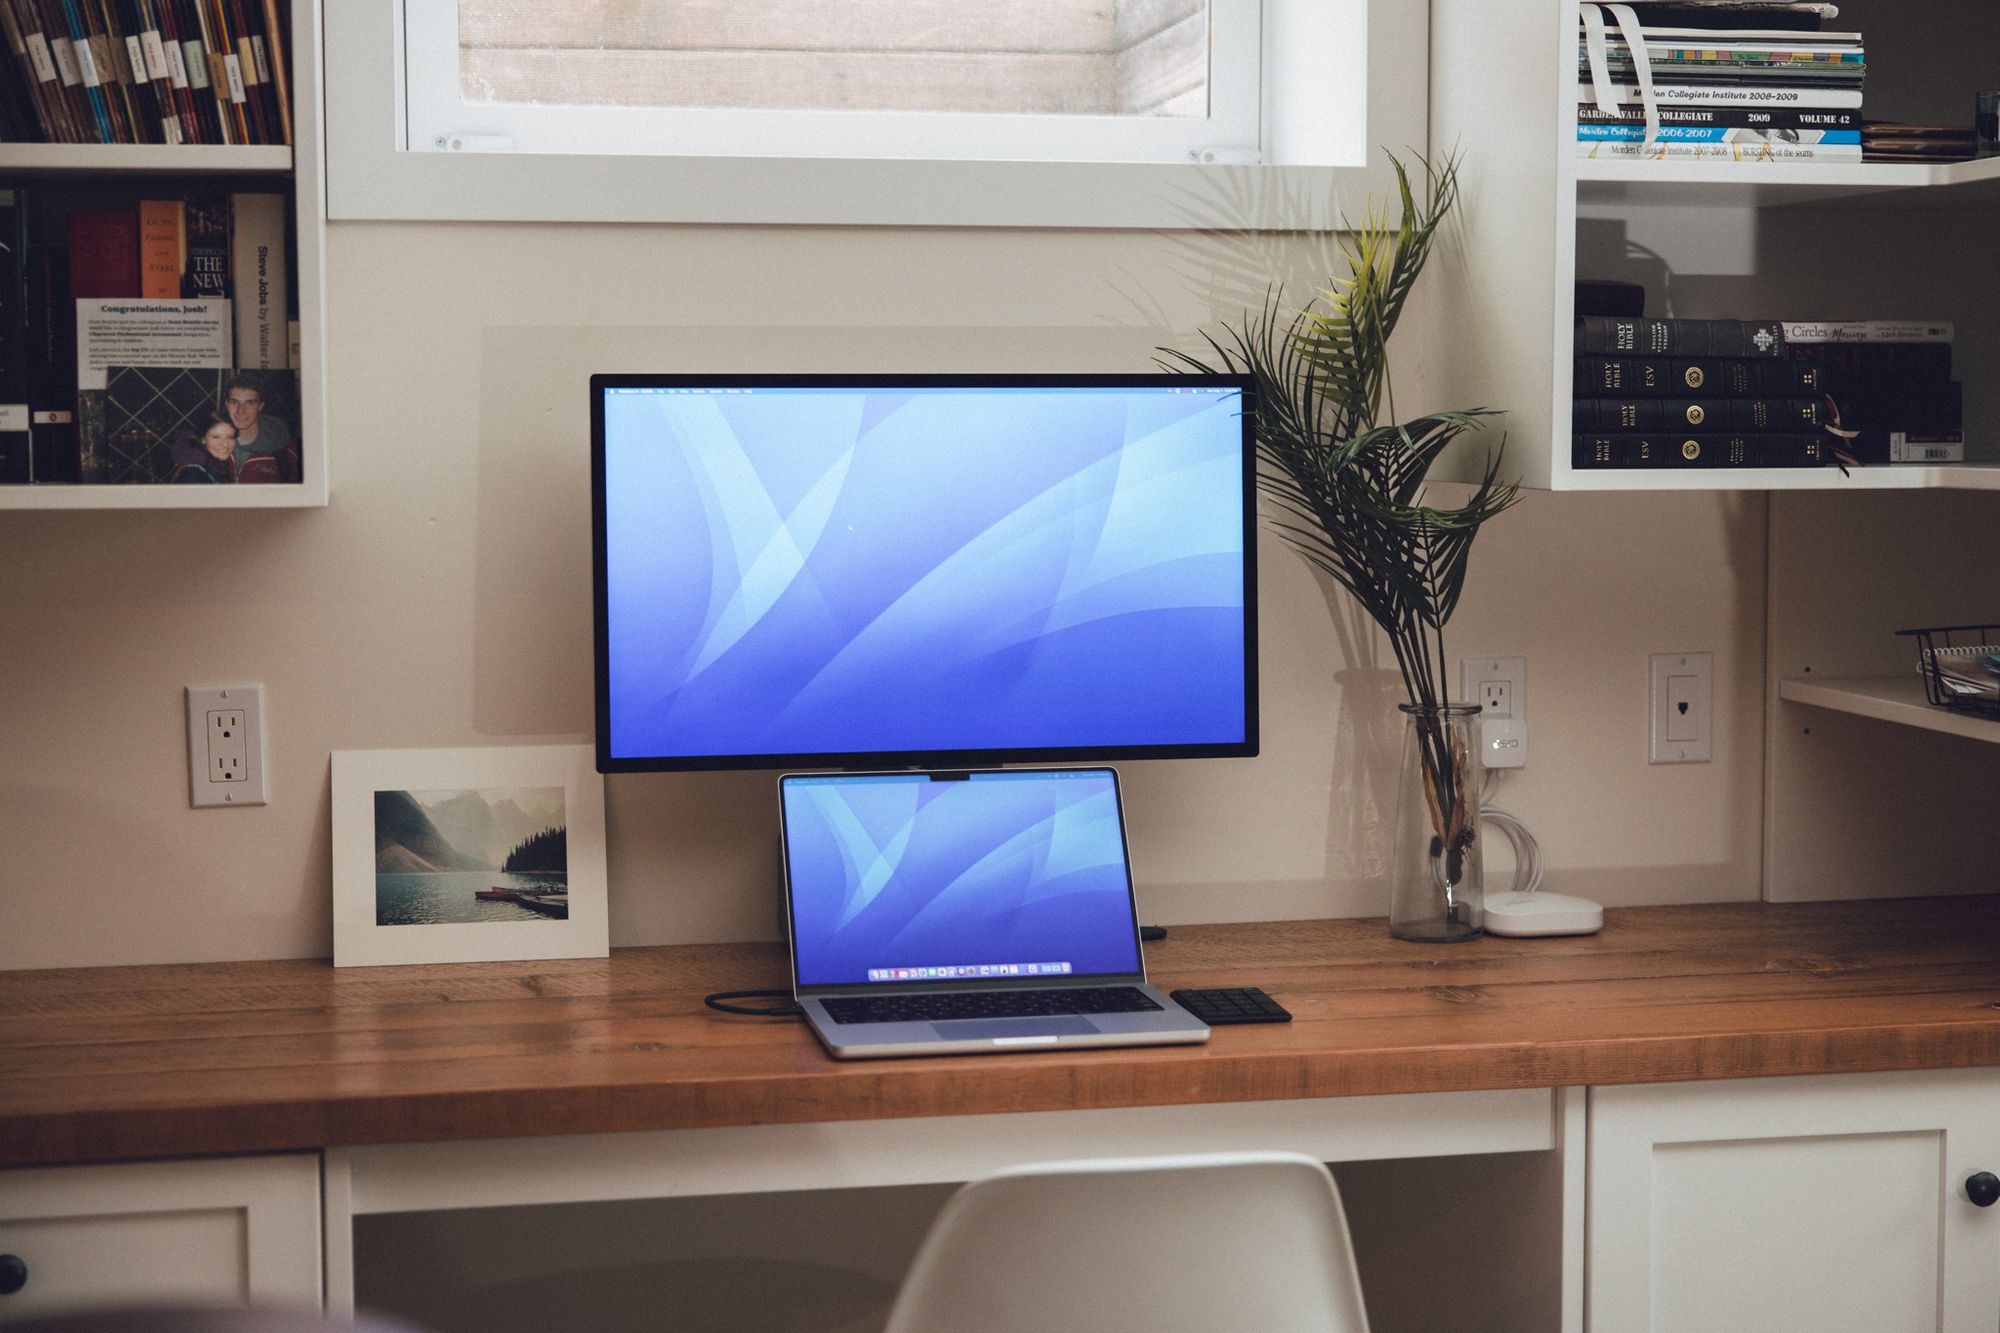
top-left (1163, 155), bottom-right (1518, 932)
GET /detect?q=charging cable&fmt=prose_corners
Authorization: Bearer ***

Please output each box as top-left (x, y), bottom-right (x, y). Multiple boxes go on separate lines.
top-left (703, 989), bottom-right (804, 1018)
top-left (1481, 806), bottom-right (1544, 897)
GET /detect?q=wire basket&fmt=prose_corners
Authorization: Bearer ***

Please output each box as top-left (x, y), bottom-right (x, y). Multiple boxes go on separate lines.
top-left (1897, 623), bottom-right (2000, 719)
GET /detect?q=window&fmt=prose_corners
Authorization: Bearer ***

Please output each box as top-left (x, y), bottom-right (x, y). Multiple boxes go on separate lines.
top-left (408, 2), bottom-right (1261, 164)
top-left (324, 0), bottom-right (1405, 228)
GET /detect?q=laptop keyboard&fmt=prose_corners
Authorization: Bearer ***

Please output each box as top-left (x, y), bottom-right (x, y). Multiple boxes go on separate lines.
top-left (822, 986), bottom-right (1162, 1026)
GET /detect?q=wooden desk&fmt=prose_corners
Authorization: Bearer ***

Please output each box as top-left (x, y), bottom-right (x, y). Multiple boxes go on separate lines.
top-left (8, 899), bottom-right (2000, 1327)
top-left (7, 897), bottom-right (2000, 1170)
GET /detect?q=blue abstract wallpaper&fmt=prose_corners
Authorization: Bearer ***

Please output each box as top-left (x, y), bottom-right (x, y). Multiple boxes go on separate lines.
top-left (782, 770), bottom-right (1141, 986)
top-left (600, 385), bottom-right (1248, 760)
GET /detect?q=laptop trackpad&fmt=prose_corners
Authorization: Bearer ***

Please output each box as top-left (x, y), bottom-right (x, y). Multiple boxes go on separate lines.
top-left (936, 1016), bottom-right (1100, 1041)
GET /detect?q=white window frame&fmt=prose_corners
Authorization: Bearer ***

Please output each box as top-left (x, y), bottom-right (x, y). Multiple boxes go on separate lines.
top-left (324, 0), bottom-right (1418, 229)
top-left (405, 2), bottom-right (1264, 165)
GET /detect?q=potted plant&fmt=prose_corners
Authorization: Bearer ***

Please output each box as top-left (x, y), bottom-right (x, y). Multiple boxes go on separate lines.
top-left (1162, 155), bottom-right (1518, 941)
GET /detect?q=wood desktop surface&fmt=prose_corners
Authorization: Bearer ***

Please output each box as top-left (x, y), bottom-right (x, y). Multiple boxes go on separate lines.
top-left (5, 898), bottom-right (2000, 1168)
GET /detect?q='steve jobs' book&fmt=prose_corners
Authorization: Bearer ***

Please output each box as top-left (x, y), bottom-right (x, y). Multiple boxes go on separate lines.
top-left (229, 192), bottom-right (287, 370)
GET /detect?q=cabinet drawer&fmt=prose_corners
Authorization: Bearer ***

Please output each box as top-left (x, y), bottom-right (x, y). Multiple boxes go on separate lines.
top-left (0, 1155), bottom-right (320, 1320)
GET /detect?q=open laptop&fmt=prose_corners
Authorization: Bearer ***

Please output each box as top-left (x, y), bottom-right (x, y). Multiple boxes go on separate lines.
top-left (778, 767), bottom-right (1210, 1059)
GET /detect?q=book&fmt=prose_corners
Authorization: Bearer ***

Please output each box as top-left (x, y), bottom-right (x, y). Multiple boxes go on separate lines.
top-left (1578, 82), bottom-right (1864, 109)
top-left (1575, 317), bottom-right (1785, 358)
top-left (0, 189), bottom-right (28, 481)
top-left (256, 0), bottom-right (286, 143)
top-left (1578, 139), bottom-right (1864, 161)
top-left (1573, 396), bottom-right (1826, 433)
top-left (0, 188), bottom-right (28, 442)
top-left (1576, 103), bottom-right (1860, 128)
top-left (180, 192), bottom-right (227, 298)
top-left (0, 403), bottom-right (28, 482)
top-left (1575, 356), bottom-right (1831, 397)
top-left (1780, 319), bottom-right (1953, 344)
top-left (23, 241), bottom-right (79, 482)
top-left (228, 191), bottom-right (285, 368)
top-left (1572, 432), bottom-right (1829, 468)
top-left (1604, 5), bottom-right (1839, 31)
top-left (1874, 433), bottom-right (1964, 464)
top-left (66, 209), bottom-right (140, 299)
top-left (138, 197), bottom-right (182, 299)
top-left (1577, 125), bottom-right (1860, 145)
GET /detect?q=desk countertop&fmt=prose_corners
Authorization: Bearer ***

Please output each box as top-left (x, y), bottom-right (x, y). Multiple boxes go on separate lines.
top-left (5, 897), bottom-right (2000, 1169)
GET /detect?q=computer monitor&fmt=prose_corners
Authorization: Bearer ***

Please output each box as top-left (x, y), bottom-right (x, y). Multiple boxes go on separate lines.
top-left (591, 372), bottom-right (1258, 772)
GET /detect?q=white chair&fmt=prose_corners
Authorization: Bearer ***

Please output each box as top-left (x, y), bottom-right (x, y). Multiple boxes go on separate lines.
top-left (883, 1151), bottom-right (1371, 1333)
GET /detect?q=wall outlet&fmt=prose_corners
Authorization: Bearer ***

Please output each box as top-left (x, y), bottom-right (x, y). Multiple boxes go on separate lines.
top-left (1461, 656), bottom-right (1526, 720)
top-left (1649, 652), bottom-right (1713, 764)
top-left (186, 683), bottom-right (267, 807)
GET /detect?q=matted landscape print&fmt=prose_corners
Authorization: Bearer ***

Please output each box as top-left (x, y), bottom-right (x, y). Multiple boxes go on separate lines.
top-left (332, 745), bottom-right (607, 968)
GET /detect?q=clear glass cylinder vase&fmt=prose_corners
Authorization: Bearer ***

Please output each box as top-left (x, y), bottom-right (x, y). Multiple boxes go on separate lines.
top-left (1389, 703), bottom-right (1485, 942)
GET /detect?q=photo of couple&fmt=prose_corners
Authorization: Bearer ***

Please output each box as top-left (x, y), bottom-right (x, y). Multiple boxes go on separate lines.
top-left (78, 366), bottom-right (301, 486)
top-left (167, 372), bottom-right (300, 485)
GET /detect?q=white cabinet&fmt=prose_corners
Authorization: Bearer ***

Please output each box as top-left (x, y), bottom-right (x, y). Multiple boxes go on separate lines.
top-left (0, 1154), bottom-right (321, 1319)
top-left (1588, 1069), bottom-right (2000, 1332)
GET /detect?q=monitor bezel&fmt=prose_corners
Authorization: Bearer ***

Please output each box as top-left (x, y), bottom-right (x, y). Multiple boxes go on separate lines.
top-left (591, 370), bottom-right (1260, 775)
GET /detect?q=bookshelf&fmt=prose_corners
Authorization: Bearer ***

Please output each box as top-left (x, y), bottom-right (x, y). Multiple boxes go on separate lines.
top-left (0, 0), bottom-right (325, 510)
top-left (1430, 0), bottom-right (2000, 494)
top-left (1430, 1), bottom-right (2000, 908)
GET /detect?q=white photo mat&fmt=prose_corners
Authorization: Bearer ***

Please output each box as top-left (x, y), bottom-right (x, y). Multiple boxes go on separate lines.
top-left (331, 745), bottom-right (609, 967)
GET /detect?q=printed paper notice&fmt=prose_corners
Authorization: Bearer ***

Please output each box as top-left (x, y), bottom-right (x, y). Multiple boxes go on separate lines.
top-left (75, 299), bottom-right (232, 391)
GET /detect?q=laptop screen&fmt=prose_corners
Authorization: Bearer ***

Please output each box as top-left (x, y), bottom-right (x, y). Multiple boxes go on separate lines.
top-left (780, 768), bottom-right (1144, 990)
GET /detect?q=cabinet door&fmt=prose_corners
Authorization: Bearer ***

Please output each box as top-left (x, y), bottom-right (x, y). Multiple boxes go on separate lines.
top-left (0, 1154), bottom-right (320, 1319)
top-left (1588, 1069), bottom-right (2000, 1333)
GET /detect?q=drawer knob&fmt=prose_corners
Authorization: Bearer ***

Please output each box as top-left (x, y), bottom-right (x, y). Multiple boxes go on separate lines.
top-left (1967, 1172), bottom-right (2000, 1208)
top-left (0, 1254), bottom-right (25, 1295)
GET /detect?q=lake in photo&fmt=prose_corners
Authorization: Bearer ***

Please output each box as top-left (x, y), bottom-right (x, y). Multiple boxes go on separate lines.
top-left (376, 870), bottom-right (568, 926)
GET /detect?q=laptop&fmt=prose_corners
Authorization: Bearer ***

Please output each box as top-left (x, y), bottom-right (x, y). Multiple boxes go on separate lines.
top-left (778, 766), bottom-right (1211, 1059)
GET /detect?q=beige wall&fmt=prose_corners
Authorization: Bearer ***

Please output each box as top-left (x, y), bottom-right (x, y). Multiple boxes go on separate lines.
top-left (0, 221), bottom-right (1765, 970)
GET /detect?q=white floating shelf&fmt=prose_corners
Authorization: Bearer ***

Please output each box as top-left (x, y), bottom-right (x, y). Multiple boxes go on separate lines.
top-left (1779, 675), bottom-right (2000, 744)
top-left (0, 483), bottom-right (323, 510)
top-left (0, 144), bottom-right (292, 175)
top-left (1576, 154), bottom-right (2000, 210)
top-left (1557, 463), bottom-right (2000, 493)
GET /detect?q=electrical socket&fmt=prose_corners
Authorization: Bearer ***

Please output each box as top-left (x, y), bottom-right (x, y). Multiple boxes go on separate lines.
top-left (1461, 656), bottom-right (1526, 720)
top-left (186, 683), bottom-right (267, 807)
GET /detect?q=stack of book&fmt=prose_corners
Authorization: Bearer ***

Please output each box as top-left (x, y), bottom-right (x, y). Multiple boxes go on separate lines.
top-left (0, 0), bottom-right (291, 146)
top-left (1572, 316), bottom-right (1962, 470)
top-left (1577, 2), bottom-right (1863, 163)
top-left (1573, 318), bottom-right (1833, 469)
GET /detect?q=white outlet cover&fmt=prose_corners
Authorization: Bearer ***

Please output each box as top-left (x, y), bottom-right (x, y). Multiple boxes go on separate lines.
top-left (186, 683), bottom-right (269, 807)
top-left (1460, 656), bottom-right (1526, 719)
top-left (1649, 652), bottom-right (1713, 764)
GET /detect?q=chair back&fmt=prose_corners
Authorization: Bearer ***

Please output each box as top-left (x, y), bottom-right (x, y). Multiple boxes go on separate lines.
top-left (883, 1151), bottom-right (1370, 1333)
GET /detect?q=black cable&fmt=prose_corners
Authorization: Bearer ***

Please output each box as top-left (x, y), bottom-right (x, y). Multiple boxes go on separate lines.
top-left (704, 988), bottom-right (804, 1018)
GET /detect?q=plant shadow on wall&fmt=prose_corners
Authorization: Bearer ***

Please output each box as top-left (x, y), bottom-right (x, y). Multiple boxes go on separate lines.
top-left (1161, 155), bottom-right (1520, 938)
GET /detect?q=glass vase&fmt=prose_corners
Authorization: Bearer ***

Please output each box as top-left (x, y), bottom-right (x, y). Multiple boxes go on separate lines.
top-left (1389, 703), bottom-right (1485, 942)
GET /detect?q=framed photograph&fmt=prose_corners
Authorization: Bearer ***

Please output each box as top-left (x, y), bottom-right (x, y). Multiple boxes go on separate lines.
top-left (332, 745), bottom-right (608, 967)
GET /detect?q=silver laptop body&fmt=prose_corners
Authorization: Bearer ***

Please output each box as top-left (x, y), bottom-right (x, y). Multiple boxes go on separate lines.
top-left (778, 767), bottom-right (1209, 1060)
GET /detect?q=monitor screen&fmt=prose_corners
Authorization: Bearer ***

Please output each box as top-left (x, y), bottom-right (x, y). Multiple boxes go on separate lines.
top-left (592, 373), bottom-right (1257, 771)
top-left (779, 768), bottom-right (1143, 990)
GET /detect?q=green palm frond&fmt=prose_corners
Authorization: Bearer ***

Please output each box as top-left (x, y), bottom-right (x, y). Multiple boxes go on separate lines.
top-left (1158, 149), bottom-right (1517, 742)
